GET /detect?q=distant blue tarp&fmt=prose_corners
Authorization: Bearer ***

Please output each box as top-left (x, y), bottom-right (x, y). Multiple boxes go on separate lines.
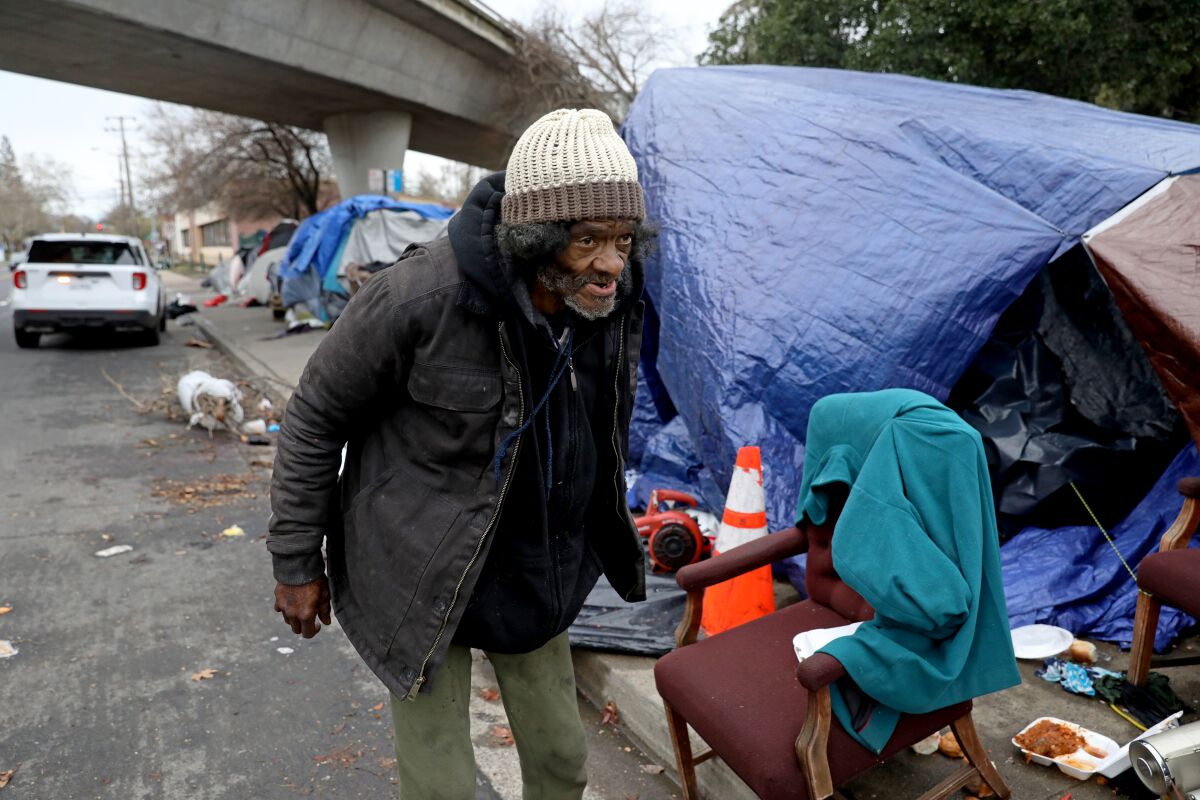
top-left (622, 66), bottom-right (1200, 645)
top-left (278, 195), bottom-right (453, 317)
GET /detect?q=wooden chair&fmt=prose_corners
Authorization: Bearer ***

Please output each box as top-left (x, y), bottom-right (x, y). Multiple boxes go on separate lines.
top-left (1127, 477), bottom-right (1200, 687)
top-left (653, 490), bottom-right (1011, 800)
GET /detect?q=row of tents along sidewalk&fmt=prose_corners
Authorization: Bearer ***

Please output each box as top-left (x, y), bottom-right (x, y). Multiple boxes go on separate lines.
top-left (201, 196), bottom-right (454, 330)
top-left (590, 65), bottom-right (1200, 658)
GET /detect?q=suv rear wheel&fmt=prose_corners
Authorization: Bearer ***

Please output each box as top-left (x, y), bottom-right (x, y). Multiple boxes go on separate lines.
top-left (14, 328), bottom-right (39, 349)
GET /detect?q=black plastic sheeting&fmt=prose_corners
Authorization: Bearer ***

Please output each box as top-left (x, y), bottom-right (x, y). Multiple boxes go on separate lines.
top-left (948, 245), bottom-right (1190, 539)
top-left (568, 566), bottom-right (686, 657)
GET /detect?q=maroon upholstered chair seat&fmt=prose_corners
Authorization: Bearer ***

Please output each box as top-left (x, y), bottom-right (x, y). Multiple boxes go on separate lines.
top-left (654, 598), bottom-right (971, 800)
top-left (1137, 548), bottom-right (1200, 616)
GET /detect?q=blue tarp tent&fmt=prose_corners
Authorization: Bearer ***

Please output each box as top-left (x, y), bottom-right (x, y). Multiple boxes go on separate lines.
top-left (278, 195), bottom-right (454, 319)
top-left (622, 66), bottom-right (1200, 647)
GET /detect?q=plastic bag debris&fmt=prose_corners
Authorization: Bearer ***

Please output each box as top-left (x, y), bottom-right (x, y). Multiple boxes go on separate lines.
top-left (95, 544), bottom-right (133, 558)
top-left (0, 640), bottom-right (17, 658)
top-left (241, 419), bottom-right (267, 435)
top-left (177, 370), bottom-right (244, 432)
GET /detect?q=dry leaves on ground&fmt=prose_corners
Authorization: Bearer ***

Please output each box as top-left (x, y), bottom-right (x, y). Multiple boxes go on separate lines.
top-left (489, 726), bottom-right (515, 746)
top-left (371, 702), bottom-right (385, 711)
top-left (378, 757), bottom-right (397, 770)
top-left (312, 745), bottom-right (364, 768)
top-left (153, 474), bottom-right (258, 509)
top-left (0, 607), bottom-right (10, 616)
top-left (190, 668), bottom-right (218, 682)
top-left (600, 700), bottom-right (619, 726)
top-left (0, 768), bottom-right (14, 789)
top-left (478, 687), bottom-right (500, 702)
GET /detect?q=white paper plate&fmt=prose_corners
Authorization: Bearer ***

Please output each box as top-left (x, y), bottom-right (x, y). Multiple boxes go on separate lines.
top-left (1010, 624), bottom-right (1074, 660)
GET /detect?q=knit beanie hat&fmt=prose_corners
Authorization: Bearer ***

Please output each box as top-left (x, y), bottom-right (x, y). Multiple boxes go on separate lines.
top-left (501, 108), bottom-right (645, 225)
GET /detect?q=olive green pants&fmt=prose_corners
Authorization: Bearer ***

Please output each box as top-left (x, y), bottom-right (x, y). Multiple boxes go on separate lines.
top-left (389, 632), bottom-right (588, 800)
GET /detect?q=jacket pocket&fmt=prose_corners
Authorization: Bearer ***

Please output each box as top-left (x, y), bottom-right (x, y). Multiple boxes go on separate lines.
top-left (408, 362), bottom-right (502, 412)
top-left (341, 462), bottom-right (462, 656)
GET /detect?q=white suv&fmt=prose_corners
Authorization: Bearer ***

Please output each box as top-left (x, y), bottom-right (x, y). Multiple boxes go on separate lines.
top-left (12, 233), bottom-right (167, 348)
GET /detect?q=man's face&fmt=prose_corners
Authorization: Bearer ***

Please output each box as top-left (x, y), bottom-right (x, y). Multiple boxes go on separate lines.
top-left (538, 220), bottom-right (635, 321)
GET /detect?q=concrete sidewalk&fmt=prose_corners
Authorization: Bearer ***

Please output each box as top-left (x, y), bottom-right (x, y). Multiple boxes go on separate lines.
top-left (173, 270), bottom-right (1196, 800)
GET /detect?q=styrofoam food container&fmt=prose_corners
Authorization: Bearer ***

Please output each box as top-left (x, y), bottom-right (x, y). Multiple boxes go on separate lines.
top-left (1012, 716), bottom-right (1119, 780)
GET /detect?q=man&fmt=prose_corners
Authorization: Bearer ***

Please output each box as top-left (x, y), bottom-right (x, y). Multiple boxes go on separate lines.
top-left (268, 108), bottom-right (654, 799)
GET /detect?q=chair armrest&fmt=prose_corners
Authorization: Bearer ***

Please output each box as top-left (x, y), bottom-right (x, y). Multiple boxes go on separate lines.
top-left (796, 652), bottom-right (847, 692)
top-left (676, 527), bottom-right (808, 592)
top-left (1160, 484), bottom-right (1200, 552)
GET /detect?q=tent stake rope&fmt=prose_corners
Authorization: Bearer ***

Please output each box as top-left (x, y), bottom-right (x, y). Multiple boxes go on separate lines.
top-left (1069, 481), bottom-right (1146, 594)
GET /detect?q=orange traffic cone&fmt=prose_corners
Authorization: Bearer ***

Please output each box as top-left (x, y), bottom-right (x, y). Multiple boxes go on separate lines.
top-left (701, 446), bottom-right (777, 635)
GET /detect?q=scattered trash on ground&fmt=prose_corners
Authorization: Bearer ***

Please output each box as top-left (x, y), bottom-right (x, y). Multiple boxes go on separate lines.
top-left (911, 731), bottom-right (941, 755)
top-left (241, 419), bottom-right (267, 435)
top-left (221, 525), bottom-right (245, 538)
top-left (0, 767), bottom-right (15, 788)
top-left (0, 640), bottom-right (18, 659)
top-left (600, 700), bottom-right (620, 726)
top-left (190, 667), bottom-right (219, 681)
top-left (95, 544), bottom-right (133, 558)
top-left (489, 726), bottom-right (515, 746)
top-left (478, 687), bottom-right (500, 702)
top-left (152, 474), bottom-right (257, 509)
top-left (177, 370), bottom-right (245, 433)
top-left (184, 337), bottom-right (213, 349)
top-left (267, 423), bottom-right (280, 433)
top-left (276, 647), bottom-right (294, 655)
top-left (639, 764), bottom-right (665, 775)
top-left (938, 731), bottom-right (963, 758)
top-left (258, 397), bottom-right (273, 413)
top-left (0, 606), bottom-right (11, 616)
top-left (313, 745), bottom-right (364, 768)
top-left (167, 293), bottom-right (197, 319)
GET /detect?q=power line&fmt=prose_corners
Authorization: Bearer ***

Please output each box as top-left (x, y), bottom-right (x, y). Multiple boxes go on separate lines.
top-left (105, 115), bottom-right (141, 237)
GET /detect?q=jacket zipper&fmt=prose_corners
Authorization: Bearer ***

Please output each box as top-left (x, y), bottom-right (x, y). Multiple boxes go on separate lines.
top-left (610, 316), bottom-right (628, 519)
top-left (406, 321), bottom-right (526, 700)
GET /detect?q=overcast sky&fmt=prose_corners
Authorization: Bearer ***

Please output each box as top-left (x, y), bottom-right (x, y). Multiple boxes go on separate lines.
top-left (0, 0), bottom-right (731, 218)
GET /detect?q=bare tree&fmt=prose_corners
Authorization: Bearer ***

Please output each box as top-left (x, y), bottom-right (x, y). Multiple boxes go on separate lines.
top-left (412, 162), bottom-right (488, 207)
top-left (506, 2), bottom-right (679, 124)
top-left (144, 107), bottom-right (334, 222)
top-left (0, 137), bottom-right (78, 251)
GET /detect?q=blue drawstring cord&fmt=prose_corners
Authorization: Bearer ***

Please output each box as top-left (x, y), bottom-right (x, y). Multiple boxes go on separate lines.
top-left (493, 327), bottom-right (574, 498)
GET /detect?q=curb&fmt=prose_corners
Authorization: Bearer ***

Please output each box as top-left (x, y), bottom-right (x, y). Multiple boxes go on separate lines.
top-left (193, 314), bottom-right (296, 402)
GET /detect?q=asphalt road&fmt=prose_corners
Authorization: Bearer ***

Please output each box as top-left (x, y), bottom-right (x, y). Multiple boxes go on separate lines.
top-left (0, 297), bottom-right (679, 800)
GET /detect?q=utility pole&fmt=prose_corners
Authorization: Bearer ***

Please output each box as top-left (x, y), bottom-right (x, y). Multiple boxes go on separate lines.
top-left (105, 115), bottom-right (139, 238)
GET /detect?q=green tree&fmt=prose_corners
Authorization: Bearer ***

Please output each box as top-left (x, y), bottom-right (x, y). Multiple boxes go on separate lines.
top-left (701, 0), bottom-right (1200, 122)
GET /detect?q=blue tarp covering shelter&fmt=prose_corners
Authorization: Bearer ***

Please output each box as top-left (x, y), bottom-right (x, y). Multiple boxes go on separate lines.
top-left (278, 195), bottom-right (454, 318)
top-left (622, 66), bottom-right (1200, 646)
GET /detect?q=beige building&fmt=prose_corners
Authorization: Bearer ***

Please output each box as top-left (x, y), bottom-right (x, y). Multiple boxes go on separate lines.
top-left (172, 205), bottom-right (274, 265)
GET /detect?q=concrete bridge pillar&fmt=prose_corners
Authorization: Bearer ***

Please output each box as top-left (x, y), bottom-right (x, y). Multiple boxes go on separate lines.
top-left (324, 111), bottom-right (413, 199)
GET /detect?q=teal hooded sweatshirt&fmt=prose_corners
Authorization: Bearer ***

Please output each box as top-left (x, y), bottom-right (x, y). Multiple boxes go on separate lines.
top-left (795, 389), bottom-right (1019, 753)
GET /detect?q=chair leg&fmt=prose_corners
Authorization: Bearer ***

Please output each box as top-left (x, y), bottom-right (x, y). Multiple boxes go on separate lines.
top-left (950, 713), bottom-right (1011, 799)
top-left (1128, 590), bottom-right (1161, 687)
top-left (795, 686), bottom-right (835, 800)
top-left (664, 701), bottom-right (700, 800)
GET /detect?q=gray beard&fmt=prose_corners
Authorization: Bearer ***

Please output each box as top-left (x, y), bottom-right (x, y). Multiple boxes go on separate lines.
top-left (537, 262), bottom-right (632, 321)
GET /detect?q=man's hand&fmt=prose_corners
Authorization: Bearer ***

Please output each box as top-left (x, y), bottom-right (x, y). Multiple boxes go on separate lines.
top-left (274, 576), bottom-right (331, 639)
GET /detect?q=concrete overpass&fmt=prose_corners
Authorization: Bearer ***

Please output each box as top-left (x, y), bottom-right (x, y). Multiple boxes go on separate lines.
top-left (0, 0), bottom-right (526, 195)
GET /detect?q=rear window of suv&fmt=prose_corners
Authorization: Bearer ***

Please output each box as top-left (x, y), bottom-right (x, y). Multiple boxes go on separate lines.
top-left (27, 241), bottom-right (142, 265)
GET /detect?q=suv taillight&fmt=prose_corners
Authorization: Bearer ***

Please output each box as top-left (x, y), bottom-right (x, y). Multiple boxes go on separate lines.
top-left (132, 272), bottom-right (147, 291)
top-left (13, 270), bottom-right (26, 290)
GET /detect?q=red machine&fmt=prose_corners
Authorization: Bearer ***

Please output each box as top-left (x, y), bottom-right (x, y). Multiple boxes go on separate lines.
top-left (635, 489), bottom-right (714, 573)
